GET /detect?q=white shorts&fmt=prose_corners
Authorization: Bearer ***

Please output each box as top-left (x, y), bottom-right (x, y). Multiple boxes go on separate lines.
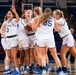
top-left (1, 36), bottom-right (18, 51)
top-left (18, 32), bottom-right (28, 41)
top-left (34, 37), bottom-right (55, 48)
top-left (62, 34), bottom-right (74, 47)
top-left (28, 35), bottom-right (35, 49)
top-left (18, 39), bottom-right (29, 50)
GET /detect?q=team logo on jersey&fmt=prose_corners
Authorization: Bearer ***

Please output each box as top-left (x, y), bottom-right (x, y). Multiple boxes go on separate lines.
top-left (17, 24), bottom-right (19, 27)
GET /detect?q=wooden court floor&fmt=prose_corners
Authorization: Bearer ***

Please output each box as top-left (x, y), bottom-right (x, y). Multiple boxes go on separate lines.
top-left (0, 60), bottom-right (76, 75)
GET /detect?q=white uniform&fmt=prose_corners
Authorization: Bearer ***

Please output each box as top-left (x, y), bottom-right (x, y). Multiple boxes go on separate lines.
top-left (35, 17), bottom-right (55, 48)
top-left (57, 18), bottom-right (74, 47)
top-left (17, 18), bottom-right (29, 50)
top-left (1, 19), bottom-right (18, 50)
top-left (26, 18), bottom-right (35, 49)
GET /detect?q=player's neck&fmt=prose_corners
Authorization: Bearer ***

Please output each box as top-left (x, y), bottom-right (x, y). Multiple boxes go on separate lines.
top-left (8, 18), bottom-right (12, 22)
top-left (26, 17), bottom-right (32, 22)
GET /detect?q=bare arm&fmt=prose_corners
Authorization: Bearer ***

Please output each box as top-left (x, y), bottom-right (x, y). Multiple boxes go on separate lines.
top-left (24, 19), bottom-right (32, 28)
top-left (1, 22), bottom-right (6, 38)
top-left (23, 19), bottom-right (33, 31)
top-left (32, 17), bottom-right (40, 31)
top-left (11, 6), bottom-right (19, 23)
top-left (54, 19), bottom-right (59, 32)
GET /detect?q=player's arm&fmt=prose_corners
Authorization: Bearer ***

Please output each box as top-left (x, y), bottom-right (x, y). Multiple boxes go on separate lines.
top-left (32, 17), bottom-right (40, 31)
top-left (54, 19), bottom-right (59, 32)
top-left (1, 22), bottom-right (6, 38)
top-left (23, 19), bottom-right (33, 31)
top-left (24, 20), bottom-right (31, 27)
top-left (11, 6), bottom-right (19, 23)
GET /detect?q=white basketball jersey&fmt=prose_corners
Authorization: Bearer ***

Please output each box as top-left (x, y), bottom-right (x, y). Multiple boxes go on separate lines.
top-left (17, 18), bottom-right (28, 40)
top-left (17, 18), bottom-right (27, 34)
top-left (57, 18), bottom-right (70, 38)
top-left (35, 17), bottom-right (55, 39)
top-left (5, 19), bottom-right (18, 36)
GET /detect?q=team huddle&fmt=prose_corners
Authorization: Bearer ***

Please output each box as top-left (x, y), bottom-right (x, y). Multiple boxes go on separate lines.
top-left (0, 6), bottom-right (76, 75)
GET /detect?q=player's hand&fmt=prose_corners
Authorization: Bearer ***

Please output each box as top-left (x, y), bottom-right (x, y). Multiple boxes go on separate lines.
top-left (11, 5), bottom-right (16, 13)
top-left (24, 19), bottom-right (29, 25)
top-left (4, 36), bottom-right (6, 42)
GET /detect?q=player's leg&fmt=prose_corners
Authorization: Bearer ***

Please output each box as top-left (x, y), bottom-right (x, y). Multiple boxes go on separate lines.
top-left (23, 39), bottom-right (30, 74)
top-left (11, 47), bottom-right (19, 70)
top-left (4, 50), bottom-right (12, 74)
top-left (24, 48), bottom-right (30, 74)
top-left (19, 49), bottom-right (25, 74)
top-left (18, 40), bottom-right (25, 74)
top-left (29, 48), bottom-right (34, 72)
top-left (33, 39), bottom-right (47, 74)
top-left (60, 34), bottom-right (74, 74)
top-left (49, 48), bottom-right (64, 74)
top-left (47, 37), bottom-right (64, 74)
top-left (11, 37), bottom-right (20, 75)
top-left (1, 38), bottom-right (12, 74)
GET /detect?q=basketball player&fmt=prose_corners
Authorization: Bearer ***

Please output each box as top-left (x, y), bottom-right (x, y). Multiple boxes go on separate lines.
top-left (24, 10), bottom-right (35, 73)
top-left (25, 7), bottom-right (49, 74)
top-left (0, 14), bottom-right (12, 74)
top-left (32, 8), bottom-right (64, 75)
top-left (1, 6), bottom-right (20, 75)
top-left (17, 11), bottom-right (30, 74)
top-left (53, 9), bottom-right (76, 75)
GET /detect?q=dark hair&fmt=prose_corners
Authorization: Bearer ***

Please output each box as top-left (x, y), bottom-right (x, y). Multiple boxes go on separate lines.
top-left (16, 8), bottom-right (22, 18)
top-left (9, 9), bottom-right (15, 18)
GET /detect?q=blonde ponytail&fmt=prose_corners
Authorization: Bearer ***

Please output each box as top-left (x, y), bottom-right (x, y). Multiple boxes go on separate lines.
top-left (39, 8), bottom-right (52, 24)
top-left (60, 10), bottom-right (64, 18)
top-left (38, 7), bottom-right (42, 16)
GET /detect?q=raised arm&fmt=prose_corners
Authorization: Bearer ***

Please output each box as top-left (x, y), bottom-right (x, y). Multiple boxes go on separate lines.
top-left (11, 6), bottom-right (19, 23)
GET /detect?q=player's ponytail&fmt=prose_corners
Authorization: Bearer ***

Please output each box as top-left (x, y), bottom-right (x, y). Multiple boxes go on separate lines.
top-left (39, 8), bottom-right (52, 24)
top-left (60, 10), bottom-right (64, 18)
top-left (38, 7), bottom-right (42, 16)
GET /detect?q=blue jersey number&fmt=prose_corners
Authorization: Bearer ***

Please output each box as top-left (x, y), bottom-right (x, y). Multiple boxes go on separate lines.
top-left (44, 19), bottom-right (52, 26)
top-left (48, 20), bottom-right (52, 26)
top-left (6, 27), bottom-right (9, 33)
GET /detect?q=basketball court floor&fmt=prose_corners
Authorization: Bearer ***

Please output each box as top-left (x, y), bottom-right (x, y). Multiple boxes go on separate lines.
top-left (0, 60), bottom-right (76, 75)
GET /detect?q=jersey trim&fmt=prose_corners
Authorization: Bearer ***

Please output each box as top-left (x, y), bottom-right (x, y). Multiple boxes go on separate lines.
top-left (20, 19), bottom-right (25, 26)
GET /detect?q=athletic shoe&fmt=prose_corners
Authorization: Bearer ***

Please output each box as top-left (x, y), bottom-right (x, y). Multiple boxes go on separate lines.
top-left (46, 64), bottom-right (51, 73)
top-left (37, 68), bottom-right (46, 74)
top-left (33, 67), bottom-right (39, 73)
top-left (57, 70), bottom-right (65, 75)
top-left (24, 68), bottom-right (29, 74)
top-left (64, 71), bottom-right (68, 75)
top-left (20, 68), bottom-right (24, 74)
top-left (28, 68), bottom-right (33, 74)
top-left (33, 67), bottom-right (46, 74)
top-left (4, 69), bottom-right (12, 74)
top-left (12, 70), bottom-right (20, 75)
top-left (41, 69), bottom-right (46, 74)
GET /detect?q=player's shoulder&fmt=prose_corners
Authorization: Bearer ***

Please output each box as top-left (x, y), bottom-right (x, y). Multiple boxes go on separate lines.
top-left (34, 17), bottom-right (39, 22)
top-left (12, 18), bottom-right (16, 21)
top-left (3, 20), bottom-right (8, 25)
